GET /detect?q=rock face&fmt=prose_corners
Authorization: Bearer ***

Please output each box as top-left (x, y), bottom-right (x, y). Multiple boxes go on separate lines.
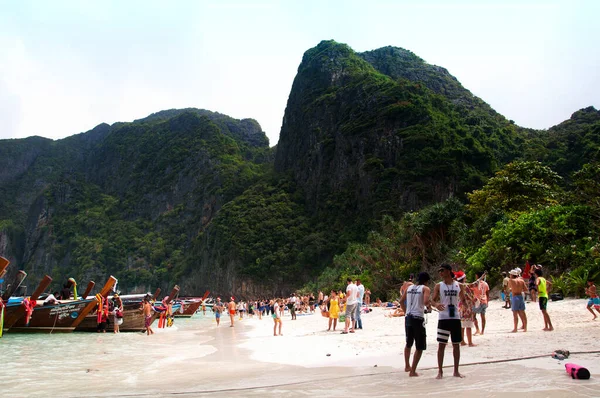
top-left (0, 41), bottom-right (596, 297)
top-left (275, 40), bottom-right (519, 216)
top-left (0, 109), bottom-right (272, 296)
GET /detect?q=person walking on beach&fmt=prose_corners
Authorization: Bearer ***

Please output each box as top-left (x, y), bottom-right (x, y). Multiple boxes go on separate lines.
top-left (142, 297), bottom-right (154, 335)
top-left (289, 293), bottom-right (297, 320)
top-left (400, 272), bottom-right (431, 377)
top-left (273, 298), bottom-right (283, 336)
top-left (355, 279), bottom-right (365, 329)
top-left (342, 278), bottom-right (358, 334)
top-left (535, 268), bottom-right (554, 331)
top-left (508, 270), bottom-right (528, 332)
top-left (432, 264), bottom-right (465, 379)
top-left (455, 272), bottom-right (476, 347)
top-left (502, 272), bottom-right (511, 309)
top-left (585, 280), bottom-right (600, 320)
top-left (327, 291), bottom-right (339, 331)
top-left (228, 297), bottom-right (236, 327)
top-left (473, 272), bottom-right (489, 335)
top-left (214, 297), bottom-right (224, 326)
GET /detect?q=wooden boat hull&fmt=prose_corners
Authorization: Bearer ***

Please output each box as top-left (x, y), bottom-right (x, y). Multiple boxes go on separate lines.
top-left (8, 300), bottom-right (93, 333)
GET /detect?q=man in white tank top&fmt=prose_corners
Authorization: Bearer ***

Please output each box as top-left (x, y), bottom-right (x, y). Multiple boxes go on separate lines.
top-left (400, 272), bottom-right (431, 377)
top-left (432, 263), bottom-right (466, 379)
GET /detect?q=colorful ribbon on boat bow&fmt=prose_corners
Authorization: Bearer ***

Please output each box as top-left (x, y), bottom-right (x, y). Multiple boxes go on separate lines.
top-left (69, 278), bottom-right (78, 300)
top-left (22, 297), bottom-right (36, 325)
top-left (95, 294), bottom-right (108, 324)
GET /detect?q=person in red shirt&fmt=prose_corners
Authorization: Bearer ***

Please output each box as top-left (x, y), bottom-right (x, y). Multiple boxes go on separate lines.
top-left (473, 272), bottom-right (489, 335)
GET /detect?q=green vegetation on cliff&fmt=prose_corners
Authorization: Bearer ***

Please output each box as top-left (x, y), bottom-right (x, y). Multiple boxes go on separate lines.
top-left (0, 40), bottom-right (598, 298)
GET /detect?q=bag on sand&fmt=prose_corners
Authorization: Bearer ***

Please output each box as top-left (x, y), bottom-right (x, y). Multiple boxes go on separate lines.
top-left (565, 363), bottom-right (590, 380)
top-left (550, 293), bottom-right (563, 301)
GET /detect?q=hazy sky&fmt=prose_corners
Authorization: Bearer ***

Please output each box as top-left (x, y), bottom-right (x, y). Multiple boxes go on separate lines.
top-left (1, 0), bottom-right (598, 146)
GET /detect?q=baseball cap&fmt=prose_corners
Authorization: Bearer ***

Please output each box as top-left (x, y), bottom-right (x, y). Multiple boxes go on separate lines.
top-left (438, 263), bottom-right (454, 277)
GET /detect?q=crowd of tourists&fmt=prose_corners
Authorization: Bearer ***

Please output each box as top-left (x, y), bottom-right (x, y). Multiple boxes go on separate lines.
top-left (209, 263), bottom-right (600, 379)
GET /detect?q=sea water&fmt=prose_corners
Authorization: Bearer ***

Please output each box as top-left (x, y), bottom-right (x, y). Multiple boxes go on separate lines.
top-left (1, 311), bottom-right (599, 397)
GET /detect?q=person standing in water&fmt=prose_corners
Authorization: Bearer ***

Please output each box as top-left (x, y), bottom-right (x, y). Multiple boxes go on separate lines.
top-left (228, 297), bottom-right (236, 327)
top-left (400, 272), bottom-right (431, 377)
top-left (432, 264), bottom-right (466, 379)
top-left (535, 268), bottom-right (554, 331)
top-left (142, 297), bottom-right (154, 335)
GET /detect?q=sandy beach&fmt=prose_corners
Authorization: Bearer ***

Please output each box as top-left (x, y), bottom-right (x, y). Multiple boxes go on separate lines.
top-left (1, 298), bottom-right (599, 397)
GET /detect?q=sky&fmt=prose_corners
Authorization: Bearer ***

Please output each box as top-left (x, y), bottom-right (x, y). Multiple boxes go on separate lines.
top-left (1, 0), bottom-right (598, 146)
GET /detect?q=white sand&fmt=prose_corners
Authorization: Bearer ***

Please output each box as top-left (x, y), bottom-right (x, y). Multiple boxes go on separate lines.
top-left (2, 299), bottom-right (599, 397)
top-left (238, 298), bottom-right (600, 375)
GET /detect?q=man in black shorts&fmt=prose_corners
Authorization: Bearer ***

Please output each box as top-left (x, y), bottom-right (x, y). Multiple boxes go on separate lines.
top-left (432, 264), bottom-right (466, 379)
top-left (400, 272), bottom-right (431, 377)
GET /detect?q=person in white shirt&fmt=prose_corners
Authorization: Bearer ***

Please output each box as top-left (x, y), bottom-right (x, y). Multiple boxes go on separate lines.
top-left (400, 272), bottom-right (431, 377)
top-left (432, 264), bottom-right (466, 379)
top-left (342, 278), bottom-right (358, 334)
top-left (355, 279), bottom-right (365, 329)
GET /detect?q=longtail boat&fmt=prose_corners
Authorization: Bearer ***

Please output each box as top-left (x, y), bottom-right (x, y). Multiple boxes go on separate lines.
top-left (174, 291), bottom-right (209, 318)
top-left (0, 256), bottom-right (9, 277)
top-left (75, 286), bottom-right (178, 332)
top-left (2, 274), bottom-right (51, 331)
top-left (7, 276), bottom-right (117, 333)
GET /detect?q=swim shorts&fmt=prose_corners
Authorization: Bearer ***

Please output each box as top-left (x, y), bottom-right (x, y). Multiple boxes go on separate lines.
top-left (437, 319), bottom-right (461, 344)
top-left (539, 297), bottom-right (548, 311)
top-left (472, 303), bottom-right (488, 315)
top-left (512, 295), bottom-right (526, 311)
top-left (405, 315), bottom-right (426, 351)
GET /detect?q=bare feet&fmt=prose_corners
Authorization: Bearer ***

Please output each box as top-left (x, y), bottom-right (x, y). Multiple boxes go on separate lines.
top-left (409, 372), bottom-right (419, 377)
top-left (468, 343), bottom-right (478, 347)
top-left (453, 372), bottom-right (465, 378)
top-left (510, 329), bottom-right (517, 333)
top-left (474, 331), bottom-right (480, 336)
top-left (522, 329), bottom-right (527, 332)
top-left (436, 372), bottom-right (443, 379)
top-left (405, 367), bottom-right (411, 372)
top-left (461, 342), bottom-right (467, 346)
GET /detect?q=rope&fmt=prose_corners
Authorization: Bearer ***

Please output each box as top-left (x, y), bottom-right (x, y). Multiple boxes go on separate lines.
top-left (83, 350), bottom-right (600, 397)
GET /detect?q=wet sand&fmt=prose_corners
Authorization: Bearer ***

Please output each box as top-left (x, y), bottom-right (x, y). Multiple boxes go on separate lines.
top-left (0, 299), bottom-right (598, 397)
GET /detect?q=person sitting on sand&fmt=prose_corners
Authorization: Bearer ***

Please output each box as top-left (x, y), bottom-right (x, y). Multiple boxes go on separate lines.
top-left (384, 307), bottom-right (406, 317)
top-left (585, 280), bottom-right (600, 320)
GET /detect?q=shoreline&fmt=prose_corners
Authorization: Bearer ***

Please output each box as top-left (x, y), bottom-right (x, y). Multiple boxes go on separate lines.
top-left (0, 299), bottom-right (598, 397)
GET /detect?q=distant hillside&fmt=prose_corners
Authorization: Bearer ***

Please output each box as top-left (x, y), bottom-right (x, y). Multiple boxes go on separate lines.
top-left (0, 41), bottom-right (598, 298)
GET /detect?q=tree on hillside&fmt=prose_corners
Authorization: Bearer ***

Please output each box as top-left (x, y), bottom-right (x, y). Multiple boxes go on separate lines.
top-left (467, 161), bottom-right (562, 218)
